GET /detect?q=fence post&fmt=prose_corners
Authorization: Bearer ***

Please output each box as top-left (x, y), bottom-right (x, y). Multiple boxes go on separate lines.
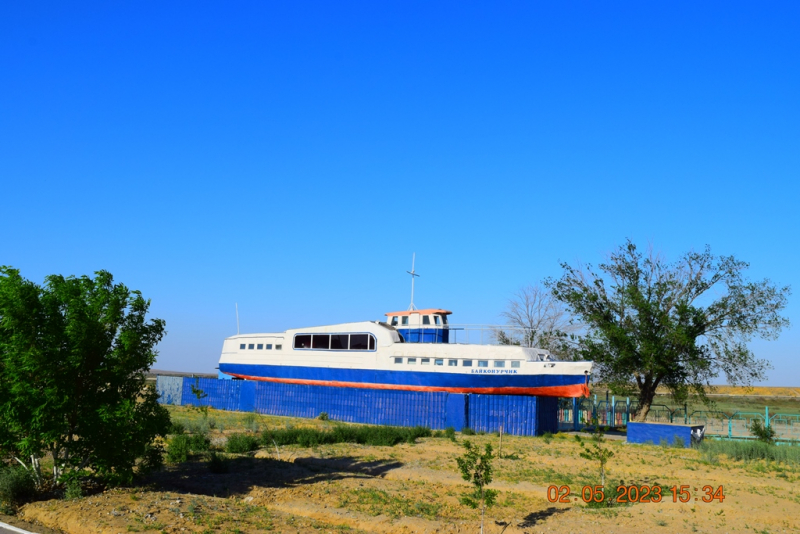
top-left (573, 397), bottom-right (579, 431)
top-left (593, 394), bottom-right (597, 424)
top-left (684, 403), bottom-right (688, 425)
top-left (611, 396), bottom-right (615, 426)
top-left (765, 406), bottom-right (769, 428)
top-left (728, 417), bottom-right (732, 439)
top-left (626, 397), bottom-right (630, 425)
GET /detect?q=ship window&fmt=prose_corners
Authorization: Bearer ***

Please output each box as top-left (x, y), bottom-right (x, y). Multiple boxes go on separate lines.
top-left (368, 335), bottom-right (376, 350)
top-left (462, 359), bottom-right (473, 367)
top-left (422, 316), bottom-right (431, 325)
top-left (394, 357), bottom-right (403, 364)
top-left (407, 357), bottom-right (417, 364)
top-left (257, 344), bottom-right (264, 350)
top-left (401, 316), bottom-right (409, 326)
top-left (276, 344), bottom-right (282, 350)
top-left (434, 359), bottom-right (444, 366)
top-left (434, 316), bottom-right (441, 325)
top-left (478, 360), bottom-right (488, 368)
top-left (494, 360), bottom-right (505, 368)
top-left (294, 335), bottom-right (312, 349)
top-left (330, 334), bottom-right (349, 350)
top-left (312, 334), bottom-right (330, 349)
top-left (448, 359), bottom-right (458, 366)
top-left (248, 344), bottom-right (255, 350)
top-left (511, 361), bottom-right (520, 368)
top-left (239, 344), bottom-right (246, 350)
top-left (350, 334), bottom-right (369, 350)
top-left (390, 316), bottom-right (398, 326)
top-left (442, 316), bottom-right (448, 325)
top-left (266, 344), bottom-right (273, 350)
top-left (421, 358), bottom-right (430, 365)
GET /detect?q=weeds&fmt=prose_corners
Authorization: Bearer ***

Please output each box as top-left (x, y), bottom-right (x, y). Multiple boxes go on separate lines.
top-left (242, 413), bottom-right (261, 433)
top-left (339, 488), bottom-right (441, 520)
top-left (462, 427), bottom-right (476, 436)
top-left (261, 424), bottom-right (431, 448)
top-left (699, 439), bottom-right (800, 465)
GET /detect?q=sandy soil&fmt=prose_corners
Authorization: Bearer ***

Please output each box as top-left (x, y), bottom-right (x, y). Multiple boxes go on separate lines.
top-left (16, 429), bottom-right (800, 534)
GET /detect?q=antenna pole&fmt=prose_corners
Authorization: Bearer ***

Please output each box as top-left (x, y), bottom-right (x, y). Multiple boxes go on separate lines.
top-left (236, 303), bottom-right (240, 335)
top-left (406, 253), bottom-right (420, 311)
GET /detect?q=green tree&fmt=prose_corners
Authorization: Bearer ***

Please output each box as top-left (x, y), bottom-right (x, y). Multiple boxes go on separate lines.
top-left (547, 241), bottom-right (790, 421)
top-left (0, 267), bottom-right (171, 487)
top-left (455, 440), bottom-right (497, 534)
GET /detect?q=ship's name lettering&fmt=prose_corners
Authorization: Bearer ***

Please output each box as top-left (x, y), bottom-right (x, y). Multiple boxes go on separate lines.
top-left (470, 369), bottom-right (518, 374)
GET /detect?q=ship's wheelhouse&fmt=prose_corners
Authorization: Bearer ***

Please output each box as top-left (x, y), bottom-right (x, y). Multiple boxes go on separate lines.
top-left (384, 308), bottom-right (452, 343)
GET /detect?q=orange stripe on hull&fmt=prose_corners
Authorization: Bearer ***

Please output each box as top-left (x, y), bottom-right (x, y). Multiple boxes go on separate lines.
top-left (228, 374), bottom-right (590, 398)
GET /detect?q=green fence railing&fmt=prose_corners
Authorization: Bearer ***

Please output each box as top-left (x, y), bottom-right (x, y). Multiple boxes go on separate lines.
top-left (557, 399), bottom-right (800, 441)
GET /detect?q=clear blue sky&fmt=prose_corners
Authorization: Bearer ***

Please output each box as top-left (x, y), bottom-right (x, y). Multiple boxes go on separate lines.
top-left (2, 2), bottom-right (797, 385)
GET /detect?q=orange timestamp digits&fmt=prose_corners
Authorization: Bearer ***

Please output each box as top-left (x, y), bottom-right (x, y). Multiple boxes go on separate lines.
top-left (669, 485), bottom-right (725, 503)
top-left (546, 485), bottom-right (725, 504)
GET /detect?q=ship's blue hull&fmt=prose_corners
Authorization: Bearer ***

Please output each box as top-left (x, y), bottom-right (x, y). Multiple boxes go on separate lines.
top-left (219, 362), bottom-right (589, 397)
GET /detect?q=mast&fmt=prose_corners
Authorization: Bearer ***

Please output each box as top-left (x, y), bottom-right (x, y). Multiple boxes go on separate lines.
top-left (406, 253), bottom-right (419, 311)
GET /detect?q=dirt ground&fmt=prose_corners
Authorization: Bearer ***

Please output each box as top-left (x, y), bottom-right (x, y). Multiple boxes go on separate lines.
top-left (15, 410), bottom-right (800, 534)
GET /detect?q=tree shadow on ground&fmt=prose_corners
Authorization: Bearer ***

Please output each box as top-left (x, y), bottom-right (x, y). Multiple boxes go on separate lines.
top-left (518, 507), bottom-right (569, 527)
top-left (146, 454), bottom-right (403, 498)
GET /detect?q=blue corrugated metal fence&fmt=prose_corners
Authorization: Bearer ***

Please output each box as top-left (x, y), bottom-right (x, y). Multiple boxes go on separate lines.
top-left (157, 376), bottom-right (558, 436)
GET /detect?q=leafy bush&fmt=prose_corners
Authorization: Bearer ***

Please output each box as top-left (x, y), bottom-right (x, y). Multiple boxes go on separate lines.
top-left (542, 432), bottom-right (553, 444)
top-left (167, 435), bottom-right (191, 463)
top-left (0, 466), bottom-right (37, 513)
top-left (461, 427), bottom-right (476, 436)
top-left (64, 478), bottom-right (82, 500)
top-left (188, 433), bottom-right (210, 452)
top-left (137, 443), bottom-right (165, 475)
top-left (444, 427), bottom-right (457, 442)
top-left (169, 421), bottom-right (186, 435)
top-left (750, 420), bottom-right (777, 444)
top-left (260, 424), bottom-right (432, 448)
top-left (226, 433), bottom-right (261, 453)
top-left (317, 412), bottom-right (329, 421)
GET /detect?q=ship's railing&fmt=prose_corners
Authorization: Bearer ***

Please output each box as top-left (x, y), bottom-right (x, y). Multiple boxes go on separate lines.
top-left (400, 323), bottom-right (553, 348)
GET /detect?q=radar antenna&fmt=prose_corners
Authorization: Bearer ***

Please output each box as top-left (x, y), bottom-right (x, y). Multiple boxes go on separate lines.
top-left (406, 253), bottom-right (419, 311)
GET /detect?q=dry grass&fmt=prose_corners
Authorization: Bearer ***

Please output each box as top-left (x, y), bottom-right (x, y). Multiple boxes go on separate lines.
top-left (17, 406), bottom-right (800, 534)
